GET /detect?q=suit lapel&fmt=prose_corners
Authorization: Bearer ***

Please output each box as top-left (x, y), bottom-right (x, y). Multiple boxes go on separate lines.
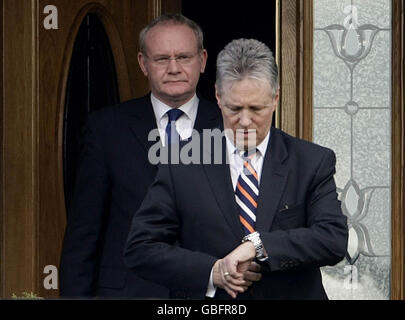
top-left (129, 94), bottom-right (162, 152)
top-left (202, 137), bottom-right (244, 241)
top-left (255, 128), bottom-right (289, 232)
top-left (193, 98), bottom-right (222, 132)
top-left (201, 128), bottom-right (290, 240)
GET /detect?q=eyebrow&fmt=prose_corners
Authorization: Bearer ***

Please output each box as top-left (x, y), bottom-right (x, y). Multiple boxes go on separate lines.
top-left (152, 51), bottom-right (196, 58)
top-left (226, 104), bottom-right (243, 109)
top-left (227, 104), bottom-right (265, 109)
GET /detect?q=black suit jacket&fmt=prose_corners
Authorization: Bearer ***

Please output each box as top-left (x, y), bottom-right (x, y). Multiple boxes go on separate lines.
top-left (59, 94), bottom-right (222, 298)
top-left (124, 127), bottom-right (348, 299)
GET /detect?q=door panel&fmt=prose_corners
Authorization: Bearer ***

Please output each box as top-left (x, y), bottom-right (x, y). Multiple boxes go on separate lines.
top-left (63, 13), bottom-right (120, 213)
top-left (1, 0), bottom-right (180, 298)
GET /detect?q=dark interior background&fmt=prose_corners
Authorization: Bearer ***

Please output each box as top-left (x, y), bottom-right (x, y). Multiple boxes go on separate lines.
top-left (182, 1), bottom-right (277, 103)
top-left (63, 13), bottom-right (120, 213)
top-left (63, 4), bottom-right (277, 213)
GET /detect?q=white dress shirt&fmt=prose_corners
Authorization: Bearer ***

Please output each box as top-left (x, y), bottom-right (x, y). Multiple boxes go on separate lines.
top-left (225, 131), bottom-right (270, 190)
top-left (206, 130), bottom-right (271, 297)
top-left (151, 93), bottom-right (199, 146)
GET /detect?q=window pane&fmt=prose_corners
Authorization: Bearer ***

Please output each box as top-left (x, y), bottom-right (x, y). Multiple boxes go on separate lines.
top-left (313, 0), bottom-right (392, 299)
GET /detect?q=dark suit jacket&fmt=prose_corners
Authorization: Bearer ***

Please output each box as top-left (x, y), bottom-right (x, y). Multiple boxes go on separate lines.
top-left (59, 94), bottom-right (222, 298)
top-left (124, 127), bottom-right (348, 300)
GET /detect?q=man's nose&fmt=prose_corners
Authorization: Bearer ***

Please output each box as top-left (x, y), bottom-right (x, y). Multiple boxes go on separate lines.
top-left (239, 110), bottom-right (252, 127)
top-left (167, 58), bottom-right (182, 73)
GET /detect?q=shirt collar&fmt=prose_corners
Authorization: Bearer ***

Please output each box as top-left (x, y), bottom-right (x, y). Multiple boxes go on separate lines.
top-left (151, 93), bottom-right (198, 122)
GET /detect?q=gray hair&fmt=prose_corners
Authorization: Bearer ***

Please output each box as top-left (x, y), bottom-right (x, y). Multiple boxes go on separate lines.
top-left (139, 14), bottom-right (204, 55)
top-left (216, 38), bottom-right (279, 97)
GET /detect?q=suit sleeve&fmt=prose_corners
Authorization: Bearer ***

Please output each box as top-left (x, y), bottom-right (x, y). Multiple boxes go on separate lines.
top-left (59, 114), bottom-right (111, 297)
top-left (124, 163), bottom-right (217, 299)
top-left (262, 149), bottom-right (348, 272)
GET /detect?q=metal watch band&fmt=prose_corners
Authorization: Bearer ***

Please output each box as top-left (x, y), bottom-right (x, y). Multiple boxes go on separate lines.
top-left (242, 231), bottom-right (268, 262)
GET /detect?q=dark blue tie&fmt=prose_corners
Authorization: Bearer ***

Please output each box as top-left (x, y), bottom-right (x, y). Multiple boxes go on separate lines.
top-left (165, 109), bottom-right (184, 145)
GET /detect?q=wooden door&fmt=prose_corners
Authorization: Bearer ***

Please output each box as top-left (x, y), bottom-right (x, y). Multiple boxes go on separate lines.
top-left (0, 0), bottom-right (180, 298)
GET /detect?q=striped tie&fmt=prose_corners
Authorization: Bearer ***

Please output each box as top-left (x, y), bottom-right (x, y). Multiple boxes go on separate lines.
top-left (235, 150), bottom-right (259, 235)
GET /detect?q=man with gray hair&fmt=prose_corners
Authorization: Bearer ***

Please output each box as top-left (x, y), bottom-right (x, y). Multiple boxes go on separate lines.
top-left (125, 38), bottom-right (348, 299)
top-left (59, 14), bottom-right (221, 298)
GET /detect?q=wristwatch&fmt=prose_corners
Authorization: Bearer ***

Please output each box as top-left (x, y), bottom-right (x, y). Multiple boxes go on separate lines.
top-left (242, 231), bottom-right (268, 262)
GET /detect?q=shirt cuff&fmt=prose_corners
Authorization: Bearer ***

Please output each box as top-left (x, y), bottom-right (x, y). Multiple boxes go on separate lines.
top-left (205, 266), bottom-right (217, 298)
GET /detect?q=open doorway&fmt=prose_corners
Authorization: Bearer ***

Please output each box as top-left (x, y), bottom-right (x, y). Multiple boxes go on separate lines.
top-left (182, 1), bottom-right (277, 103)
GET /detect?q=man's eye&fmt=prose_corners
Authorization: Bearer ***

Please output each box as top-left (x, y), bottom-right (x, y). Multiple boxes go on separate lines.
top-left (176, 55), bottom-right (192, 64)
top-left (228, 107), bottom-right (241, 112)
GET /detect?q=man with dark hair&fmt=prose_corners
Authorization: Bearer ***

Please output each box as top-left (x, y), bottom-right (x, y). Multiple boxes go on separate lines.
top-left (59, 14), bottom-right (222, 298)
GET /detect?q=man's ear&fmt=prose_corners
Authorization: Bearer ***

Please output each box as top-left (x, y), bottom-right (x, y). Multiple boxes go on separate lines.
top-left (272, 88), bottom-right (280, 111)
top-left (215, 86), bottom-right (222, 109)
top-left (200, 49), bottom-right (208, 73)
top-left (138, 52), bottom-right (148, 77)
top-left (274, 88), bottom-right (280, 102)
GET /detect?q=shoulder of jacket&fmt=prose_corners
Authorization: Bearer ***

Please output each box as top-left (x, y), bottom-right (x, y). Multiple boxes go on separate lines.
top-left (274, 127), bottom-right (335, 157)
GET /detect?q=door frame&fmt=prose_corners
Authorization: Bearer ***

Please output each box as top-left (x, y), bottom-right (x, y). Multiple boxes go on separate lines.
top-left (391, 0), bottom-right (404, 301)
top-left (277, 0), bottom-right (313, 142)
top-left (0, 0), bottom-right (180, 298)
top-left (278, 0), bottom-right (404, 300)
top-left (1, 0), bottom-right (403, 299)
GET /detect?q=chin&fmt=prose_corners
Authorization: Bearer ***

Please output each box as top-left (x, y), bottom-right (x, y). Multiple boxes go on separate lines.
top-left (164, 83), bottom-right (190, 92)
top-left (234, 140), bottom-right (254, 151)
top-left (165, 89), bottom-right (192, 99)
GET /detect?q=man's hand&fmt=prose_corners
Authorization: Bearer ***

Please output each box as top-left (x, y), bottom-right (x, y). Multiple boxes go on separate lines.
top-left (212, 241), bottom-right (262, 298)
top-left (243, 261), bottom-right (262, 287)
